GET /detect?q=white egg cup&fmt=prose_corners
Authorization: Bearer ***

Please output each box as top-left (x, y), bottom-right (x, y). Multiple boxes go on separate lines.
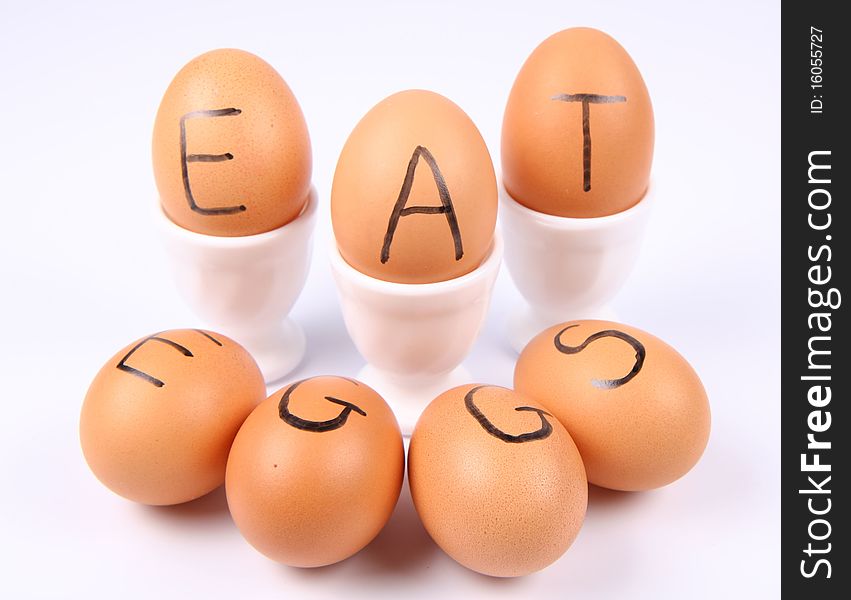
top-left (330, 232), bottom-right (503, 435)
top-left (500, 182), bottom-right (653, 353)
top-left (157, 187), bottom-right (318, 384)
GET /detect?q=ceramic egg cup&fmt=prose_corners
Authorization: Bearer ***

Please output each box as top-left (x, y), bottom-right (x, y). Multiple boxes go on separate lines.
top-left (330, 232), bottom-right (503, 435)
top-left (157, 187), bottom-right (318, 384)
top-left (500, 182), bottom-right (653, 353)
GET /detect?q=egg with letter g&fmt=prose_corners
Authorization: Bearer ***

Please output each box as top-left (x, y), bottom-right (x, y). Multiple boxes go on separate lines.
top-left (502, 27), bottom-right (654, 217)
top-left (515, 320), bottom-right (711, 491)
top-left (408, 384), bottom-right (587, 577)
top-left (225, 376), bottom-right (405, 567)
top-left (153, 48), bottom-right (312, 237)
top-left (332, 90), bottom-right (497, 283)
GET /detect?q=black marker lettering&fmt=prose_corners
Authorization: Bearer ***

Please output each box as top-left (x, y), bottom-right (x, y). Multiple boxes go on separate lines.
top-left (554, 325), bottom-right (646, 389)
top-left (381, 145), bottom-right (463, 264)
top-left (116, 330), bottom-right (223, 387)
top-left (193, 329), bottom-right (223, 346)
top-left (180, 108), bottom-right (246, 215)
top-left (116, 335), bottom-right (193, 387)
top-left (551, 93), bottom-right (626, 192)
top-left (465, 385), bottom-right (553, 443)
top-left (278, 378), bottom-right (366, 433)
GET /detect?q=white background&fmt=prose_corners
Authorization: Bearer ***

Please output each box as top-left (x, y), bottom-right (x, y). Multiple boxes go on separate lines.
top-left (0, 1), bottom-right (780, 598)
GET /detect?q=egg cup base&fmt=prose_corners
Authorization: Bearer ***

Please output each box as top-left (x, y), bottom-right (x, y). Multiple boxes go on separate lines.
top-left (156, 187), bottom-right (318, 383)
top-left (330, 232), bottom-right (503, 433)
top-left (356, 363), bottom-right (472, 436)
top-left (499, 182), bottom-right (653, 353)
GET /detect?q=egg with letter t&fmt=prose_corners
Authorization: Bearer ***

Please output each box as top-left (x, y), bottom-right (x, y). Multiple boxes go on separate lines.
top-left (502, 27), bottom-right (654, 217)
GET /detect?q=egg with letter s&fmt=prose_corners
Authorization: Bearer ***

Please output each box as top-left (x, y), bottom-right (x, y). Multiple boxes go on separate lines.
top-left (408, 384), bottom-right (587, 577)
top-left (502, 27), bottom-right (654, 217)
top-left (152, 48), bottom-right (312, 237)
top-left (515, 320), bottom-right (710, 491)
top-left (225, 376), bottom-right (405, 567)
top-left (332, 90), bottom-right (497, 283)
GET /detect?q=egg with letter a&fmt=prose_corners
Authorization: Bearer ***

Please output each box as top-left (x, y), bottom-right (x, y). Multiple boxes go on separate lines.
top-left (514, 320), bottom-right (710, 491)
top-left (408, 384), bottom-right (587, 577)
top-left (502, 27), bottom-right (654, 217)
top-left (152, 48), bottom-right (312, 237)
top-left (225, 376), bottom-right (405, 567)
top-left (332, 90), bottom-right (497, 283)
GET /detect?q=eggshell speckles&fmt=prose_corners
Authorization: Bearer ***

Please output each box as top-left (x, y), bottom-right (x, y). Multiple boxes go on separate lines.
top-left (332, 90), bottom-right (497, 283)
top-left (502, 28), bottom-right (654, 217)
top-left (153, 48), bottom-right (312, 237)
top-left (408, 384), bottom-right (587, 577)
top-left (79, 329), bottom-right (265, 506)
top-left (515, 320), bottom-right (710, 491)
top-left (225, 376), bottom-right (404, 567)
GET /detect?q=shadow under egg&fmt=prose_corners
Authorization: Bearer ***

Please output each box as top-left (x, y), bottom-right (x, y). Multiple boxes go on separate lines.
top-left (141, 485), bottom-right (232, 525)
top-left (353, 474), bottom-right (439, 575)
top-left (587, 483), bottom-right (655, 512)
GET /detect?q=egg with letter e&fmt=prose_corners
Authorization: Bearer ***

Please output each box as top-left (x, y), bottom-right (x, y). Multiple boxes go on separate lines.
top-left (225, 376), bottom-right (405, 567)
top-left (79, 329), bottom-right (265, 505)
top-left (153, 48), bottom-right (312, 237)
top-left (332, 90), bottom-right (497, 283)
top-left (515, 320), bottom-right (711, 491)
top-left (502, 27), bottom-right (654, 217)
top-left (408, 384), bottom-right (587, 577)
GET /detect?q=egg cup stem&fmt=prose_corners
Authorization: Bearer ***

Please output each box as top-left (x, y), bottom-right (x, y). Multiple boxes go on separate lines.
top-left (499, 182), bottom-right (654, 353)
top-left (356, 364), bottom-right (472, 436)
top-left (232, 317), bottom-right (307, 384)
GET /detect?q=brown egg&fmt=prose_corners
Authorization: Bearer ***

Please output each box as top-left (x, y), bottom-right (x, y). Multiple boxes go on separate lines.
top-left (153, 48), bottom-right (312, 237)
top-left (79, 329), bottom-right (265, 505)
top-left (332, 90), bottom-right (497, 284)
top-left (514, 320), bottom-right (710, 491)
top-left (225, 376), bottom-right (404, 567)
top-left (502, 28), bottom-right (654, 218)
top-left (408, 384), bottom-right (587, 577)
